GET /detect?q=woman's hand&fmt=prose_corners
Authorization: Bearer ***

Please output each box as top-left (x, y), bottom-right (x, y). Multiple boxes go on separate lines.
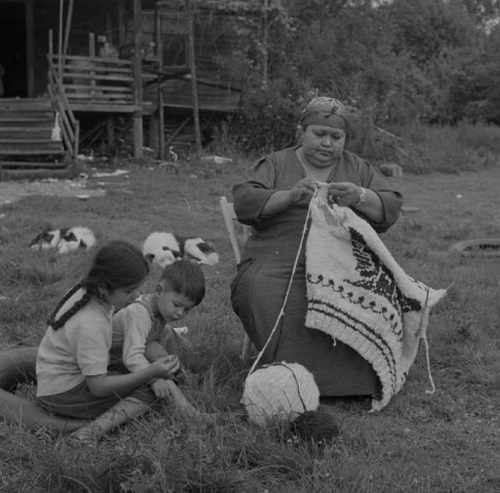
top-left (261, 178), bottom-right (317, 217)
top-left (327, 181), bottom-right (385, 223)
top-left (326, 182), bottom-right (362, 207)
top-left (289, 177), bottom-right (317, 203)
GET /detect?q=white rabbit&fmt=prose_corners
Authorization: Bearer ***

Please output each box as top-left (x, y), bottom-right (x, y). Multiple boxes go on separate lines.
top-left (30, 226), bottom-right (97, 254)
top-left (143, 232), bottom-right (219, 267)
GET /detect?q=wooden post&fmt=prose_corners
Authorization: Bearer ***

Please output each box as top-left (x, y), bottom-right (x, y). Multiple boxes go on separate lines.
top-left (26, 0), bottom-right (34, 96)
top-left (62, 0), bottom-right (74, 69)
top-left (49, 29), bottom-right (53, 57)
top-left (106, 8), bottom-right (113, 45)
top-left (58, 0), bottom-right (64, 76)
top-left (156, 6), bottom-right (165, 159)
top-left (118, 0), bottom-right (127, 46)
top-left (89, 33), bottom-right (96, 97)
top-left (186, 0), bottom-right (202, 159)
top-left (132, 0), bottom-right (144, 159)
top-left (107, 118), bottom-right (115, 149)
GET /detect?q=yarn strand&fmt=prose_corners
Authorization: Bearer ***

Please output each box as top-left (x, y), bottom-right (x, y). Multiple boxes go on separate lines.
top-left (419, 288), bottom-right (436, 395)
top-left (248, 189), bottom-right (318, 376)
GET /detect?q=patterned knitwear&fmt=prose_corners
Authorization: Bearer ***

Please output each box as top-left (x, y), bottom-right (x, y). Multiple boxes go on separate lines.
top-left (305, 186), bottom-right (447, 411)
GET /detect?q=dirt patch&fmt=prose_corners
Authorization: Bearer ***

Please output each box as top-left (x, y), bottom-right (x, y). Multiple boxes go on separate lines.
top-left (0, 177), bottom-right (108, 205)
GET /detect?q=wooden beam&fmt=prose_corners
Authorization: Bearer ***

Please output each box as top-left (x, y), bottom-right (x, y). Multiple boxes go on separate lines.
top-left (26, 0), bottom-right (34, 96)
top-left (48, 29), bottom-right (53, 56)
top-left (62, 0), bottom-right (74, 66)
top-left (88, 33), bottom-right (96, 97)
top-left (118, 0), bottom-right (127, 46)
top-left (106, 8), bottom-right (113, 45)
top-left (156, 4), bottom-right (164, 159)
top-left (186, 0), bottom-right (201, 159)
top-left (132, 0), bottom-right (144, 159)
top-left (58, 0), bottom-right (64, 75)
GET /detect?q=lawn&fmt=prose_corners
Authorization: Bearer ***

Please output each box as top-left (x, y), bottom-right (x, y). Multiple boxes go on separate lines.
top-left (0, 155), bottom-right (499, 493)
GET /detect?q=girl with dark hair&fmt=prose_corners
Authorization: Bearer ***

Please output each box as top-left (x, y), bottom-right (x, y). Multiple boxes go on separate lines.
top-left (36, 240), bottom-right (180, 441)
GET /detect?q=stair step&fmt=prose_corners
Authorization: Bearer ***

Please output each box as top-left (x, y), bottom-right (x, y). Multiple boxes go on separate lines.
top-left (0, 120), bottom-right (54, 131)
top-left (0, 98), bottom-right (53, 111)
top-left (0, 136), bottom-right (57, 143)
top-left (0, 168), bottom-right (70, 181)
top-left (0, 128), bottom-right (53, 139)
top-left (0, 138), bottom-right (62, 143)
top-left (0, 151), bottom-right (65, 157)
top-left (0, 144), bottom-right (65, 155)
top-left (0, 112), bottom-right (55, 121)
top-left (0, 160), bottom-right (66, 169)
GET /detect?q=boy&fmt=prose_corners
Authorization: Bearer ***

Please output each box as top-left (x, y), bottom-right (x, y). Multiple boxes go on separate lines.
top-left (110, 260), bottom-right (209, 422)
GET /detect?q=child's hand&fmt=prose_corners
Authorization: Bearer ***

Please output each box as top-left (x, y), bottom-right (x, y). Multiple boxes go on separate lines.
top-left (151, 378), bottom-right (175, 399)
top-left (152, 354), bottom-right (180, 379)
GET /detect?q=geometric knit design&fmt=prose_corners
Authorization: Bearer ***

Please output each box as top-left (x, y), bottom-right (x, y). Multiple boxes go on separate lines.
top-left (305, 186), bottom-right (447, 411)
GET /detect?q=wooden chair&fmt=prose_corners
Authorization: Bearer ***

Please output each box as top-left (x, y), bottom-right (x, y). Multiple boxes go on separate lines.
top-left (219, 196), bottom-right (253, 364)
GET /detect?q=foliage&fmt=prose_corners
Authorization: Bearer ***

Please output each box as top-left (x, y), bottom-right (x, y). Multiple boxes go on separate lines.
top-left (445, 28), bottom-right (500, 124)
top-left (457, 0), bottom-right (500, 28)
top-left (200, 0), bottom-right (499, 152)
top-left (387, 0), bottom-right (476, 65)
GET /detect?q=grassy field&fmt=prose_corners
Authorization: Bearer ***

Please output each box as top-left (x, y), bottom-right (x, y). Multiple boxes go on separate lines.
top-left (0, 153), bottom-right (499, 492)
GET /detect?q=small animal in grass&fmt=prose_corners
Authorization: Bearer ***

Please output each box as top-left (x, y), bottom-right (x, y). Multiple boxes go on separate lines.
top-left (29, 226), bottom-right (97, 254)
top-left (142, 232), bottom-right (219, 268)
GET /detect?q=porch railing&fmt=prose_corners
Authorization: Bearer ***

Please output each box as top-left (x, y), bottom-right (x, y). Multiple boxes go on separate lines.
top-left (50, 54), bottom-right (135, 106)
top-left (47, 55), bottom-right (80, 158)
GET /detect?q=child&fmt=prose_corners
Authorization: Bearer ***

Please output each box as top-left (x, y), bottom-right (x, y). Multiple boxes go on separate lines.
top-left (36, 240), bottom-right (179, 442)
top-left (110, 260), bottom-right (210, 423)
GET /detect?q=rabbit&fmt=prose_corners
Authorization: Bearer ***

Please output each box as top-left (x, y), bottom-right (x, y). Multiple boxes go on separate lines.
top-left (143, 232), bottom-right (219, 267)
top-left (30, 226), bottom-right (97, 254)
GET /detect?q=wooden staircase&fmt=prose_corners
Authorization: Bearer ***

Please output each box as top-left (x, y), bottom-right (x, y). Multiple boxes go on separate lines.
top-left (0, 98), bottom-right (69, 180)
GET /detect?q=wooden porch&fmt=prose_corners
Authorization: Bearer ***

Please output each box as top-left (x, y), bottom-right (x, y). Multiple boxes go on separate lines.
top-left (0, 0), bottom-right (244, 179)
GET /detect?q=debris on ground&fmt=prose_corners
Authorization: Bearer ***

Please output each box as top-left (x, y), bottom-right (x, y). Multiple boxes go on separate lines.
top-left (0, 177), bottom-right (106, 205)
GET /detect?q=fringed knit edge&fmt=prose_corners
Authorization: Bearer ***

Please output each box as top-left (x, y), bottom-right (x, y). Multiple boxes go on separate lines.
top-left (306, 305), bottom-right (402, 411)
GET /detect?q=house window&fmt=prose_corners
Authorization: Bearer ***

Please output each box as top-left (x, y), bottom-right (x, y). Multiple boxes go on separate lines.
top-left (162, 34), bottom-right (188, 68)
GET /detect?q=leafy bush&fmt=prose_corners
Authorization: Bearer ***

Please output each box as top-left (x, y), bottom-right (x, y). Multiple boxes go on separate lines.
top-left (397, 121), bottom-right (500, 173)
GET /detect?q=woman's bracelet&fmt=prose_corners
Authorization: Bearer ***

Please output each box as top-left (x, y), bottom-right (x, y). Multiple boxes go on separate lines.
top-left (354, 187), bottom-right (368, 207)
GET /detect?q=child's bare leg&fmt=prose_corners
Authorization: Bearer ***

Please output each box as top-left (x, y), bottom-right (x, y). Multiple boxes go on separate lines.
top-left (146, 333), bottom-right (214, 425)
top-left (160, 325), bottom-right (181, 354)
top-left (145, 326), bottom-right (181, 361)
top-left (70, 396), bottom-right (149, 443)
top-left (145, 340), bottom-right (170, 362)
top-left (156, 379), bottom-right (215, 426)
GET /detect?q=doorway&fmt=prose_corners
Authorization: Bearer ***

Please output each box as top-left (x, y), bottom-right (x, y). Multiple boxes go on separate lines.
top-left (0, 2), bottom-right (27, 97)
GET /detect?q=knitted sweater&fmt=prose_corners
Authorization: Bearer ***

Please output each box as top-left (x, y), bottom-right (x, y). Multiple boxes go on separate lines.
top-left (305, 187), bottom-right (446, 411)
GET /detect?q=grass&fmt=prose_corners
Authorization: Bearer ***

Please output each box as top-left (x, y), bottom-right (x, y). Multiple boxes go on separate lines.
top-left (1, 140), bottom-right (500, 492)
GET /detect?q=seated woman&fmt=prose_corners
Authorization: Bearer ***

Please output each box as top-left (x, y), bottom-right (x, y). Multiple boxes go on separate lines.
top-left (231, 97), bottom-right (403, 399)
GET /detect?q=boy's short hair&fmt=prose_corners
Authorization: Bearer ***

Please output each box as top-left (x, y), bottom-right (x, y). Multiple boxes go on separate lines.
top-left (159, 260), bottom-right (206, 305)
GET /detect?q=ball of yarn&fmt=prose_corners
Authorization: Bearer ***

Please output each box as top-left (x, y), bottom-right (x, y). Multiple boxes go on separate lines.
top-left (242, 362), bottom-right (320, 427)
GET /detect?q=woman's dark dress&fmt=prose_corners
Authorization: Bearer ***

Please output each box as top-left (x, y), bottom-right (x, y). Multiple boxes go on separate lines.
top-left (231, 148), bottom-right (402, 396)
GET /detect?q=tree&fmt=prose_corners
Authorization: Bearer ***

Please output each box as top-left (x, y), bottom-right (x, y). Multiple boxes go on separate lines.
top-left (454, 0), bottom-right (500, 29)
top-left (387, 0), bottom-right (477, 65)
top-left (446, 26), bottom-right (500, 123)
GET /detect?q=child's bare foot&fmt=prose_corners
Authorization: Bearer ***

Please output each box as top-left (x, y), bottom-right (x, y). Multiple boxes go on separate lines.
top-left (185, 411), bottom-right (218, 429)
top-left (67, 426), bottom-right (100, 447)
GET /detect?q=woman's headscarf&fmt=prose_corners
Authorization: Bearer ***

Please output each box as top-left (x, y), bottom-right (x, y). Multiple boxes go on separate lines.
top-left (300, 97), bottom-right (348, 131)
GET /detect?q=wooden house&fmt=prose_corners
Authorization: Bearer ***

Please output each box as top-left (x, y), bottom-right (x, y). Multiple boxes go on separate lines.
top-left (0, 0), bottom-right (243, 179)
